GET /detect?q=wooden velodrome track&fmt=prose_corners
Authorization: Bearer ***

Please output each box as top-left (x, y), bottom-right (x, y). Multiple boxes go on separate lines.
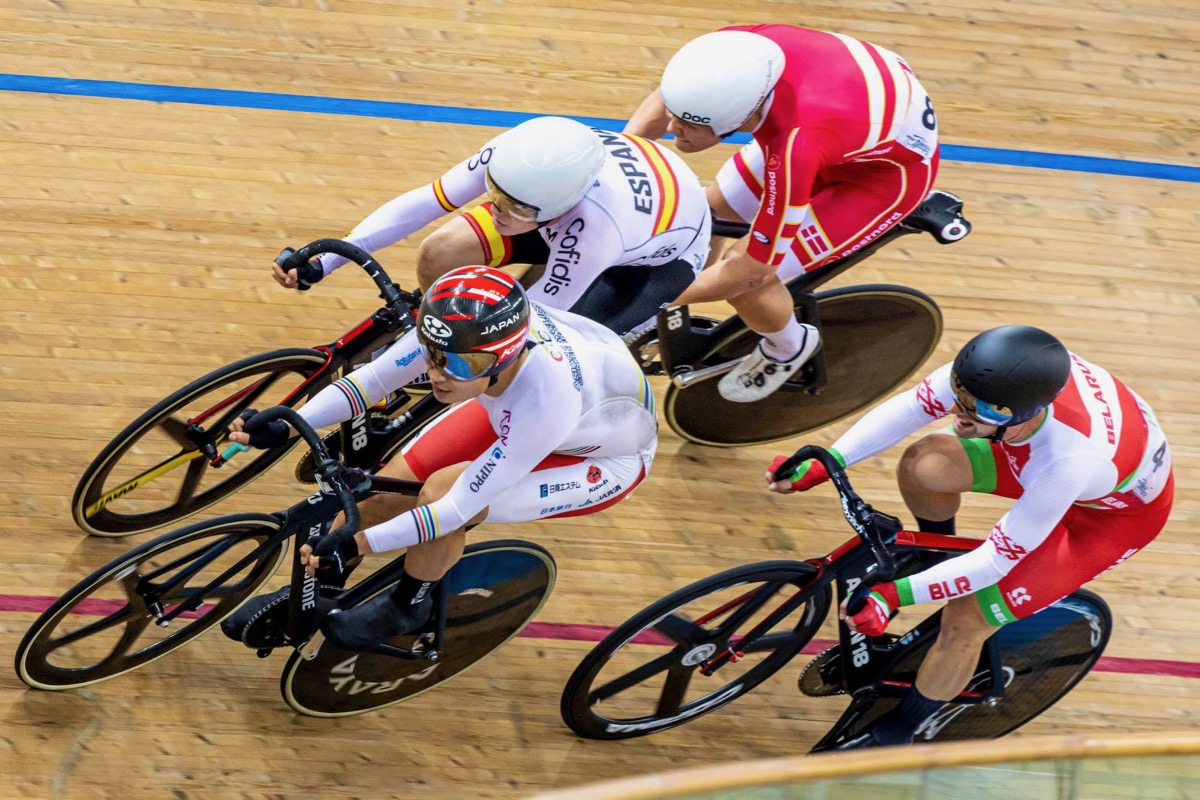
top-left (2, 0), bottom-right (1197, 797)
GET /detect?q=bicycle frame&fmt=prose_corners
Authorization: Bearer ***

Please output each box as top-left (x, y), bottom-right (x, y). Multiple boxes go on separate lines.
top-left (687, 525), bottom-right (1014, 750)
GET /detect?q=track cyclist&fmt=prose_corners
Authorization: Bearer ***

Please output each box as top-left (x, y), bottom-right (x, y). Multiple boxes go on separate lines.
top-left (276, 115), bottom-right (711, 337)
top-left (768, 325), bottom-right (1174, 748)
top-left (625, 25), bottom-right (941, 401)
top-left (223, 266), bottom-right (658, 650)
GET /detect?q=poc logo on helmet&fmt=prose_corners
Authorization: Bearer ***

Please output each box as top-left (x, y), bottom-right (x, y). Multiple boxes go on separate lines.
top-left (680, 111), bottom-right (712, 124)
top-left (421, 314), bottom-right (452, 341)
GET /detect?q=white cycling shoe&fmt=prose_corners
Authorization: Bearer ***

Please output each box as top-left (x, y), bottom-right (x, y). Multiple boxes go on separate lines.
top-left (717, 324), bottom-right (821, 403)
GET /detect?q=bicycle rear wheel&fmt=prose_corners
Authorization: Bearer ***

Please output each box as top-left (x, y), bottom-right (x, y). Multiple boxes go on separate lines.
top-left (664, 285), bottom-right (942, 446)
top-left (561, 561), bottom-right (831, 739)
top-left (16, 514), bottom-right (288, 689)
top-left (72, 349), bottom-right (328, 536)
top-left (843, 589), bottom-right (1112, 744)
top-left (280, 539), bottom-right (556, 717)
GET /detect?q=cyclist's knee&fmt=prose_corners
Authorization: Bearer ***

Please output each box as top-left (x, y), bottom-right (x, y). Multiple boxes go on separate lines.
top-left (416, 220), bottom-right (477, 290)
top-left (898, 434), bottom-right (973, 496)
top-left (417, 462), bottom-right (470, 506)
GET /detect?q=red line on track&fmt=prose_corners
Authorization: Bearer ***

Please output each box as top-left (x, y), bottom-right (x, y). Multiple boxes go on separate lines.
top-left (7, 597), bottom-right (1196, 680)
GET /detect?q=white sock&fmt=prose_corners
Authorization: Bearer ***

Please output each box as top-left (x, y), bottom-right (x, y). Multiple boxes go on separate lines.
top-left (759, 317), bottom-right (805, 362)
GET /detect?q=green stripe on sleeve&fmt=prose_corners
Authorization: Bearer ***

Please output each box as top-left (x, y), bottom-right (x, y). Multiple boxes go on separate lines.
top-left (975, 584), bottom-right (1018, 627)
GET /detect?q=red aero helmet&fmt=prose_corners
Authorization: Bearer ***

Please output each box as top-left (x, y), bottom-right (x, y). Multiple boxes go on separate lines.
top-left (417, 266), bottom-right (531, 380)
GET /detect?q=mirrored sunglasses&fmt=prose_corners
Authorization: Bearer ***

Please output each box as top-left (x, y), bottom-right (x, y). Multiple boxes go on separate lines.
top-left (951, 374), bottom-right (1015, 426)
top-left (484, 173), bottom-right (541, 223)
top-left (421, 343), bottom-right (498, 382)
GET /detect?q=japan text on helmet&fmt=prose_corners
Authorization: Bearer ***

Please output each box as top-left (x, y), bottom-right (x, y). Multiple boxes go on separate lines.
top-left (484, 117), bottom-right (606, 223)
top-left (660, 30), bottom-right (786, 137)
top-left (416, 266), bottom-right (531, 381)
top-left (951, 325), bottom-right (1072, 426)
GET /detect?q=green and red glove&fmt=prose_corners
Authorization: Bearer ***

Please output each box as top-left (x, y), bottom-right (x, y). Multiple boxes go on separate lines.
top-left (848, 582), bottom-right (908, 636)
top-left (769, 447), bottom-right (846, 492)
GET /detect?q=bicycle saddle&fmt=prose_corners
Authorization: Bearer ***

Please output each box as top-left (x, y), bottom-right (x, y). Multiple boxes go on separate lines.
top-left (901, 189), bottom-right (971, 244)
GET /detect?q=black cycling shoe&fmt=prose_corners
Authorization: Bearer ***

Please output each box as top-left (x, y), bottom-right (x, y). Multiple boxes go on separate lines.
top-left (220, 585), bottom-right (341, 649)
top-left (321, 589), bottom-right (434, 651)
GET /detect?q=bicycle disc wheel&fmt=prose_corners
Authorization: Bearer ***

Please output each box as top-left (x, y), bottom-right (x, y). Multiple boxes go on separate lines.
top-left (72, 349), bottom-right (328, 536)
top-left (16, 514), bottom-right (288, 689)
top-left (845, 589), bottom-right (1112, 743)
top-left (561, 561), bottom-right (830, 740)
top-left (280, 539), bottom-right (556, 717)
top-left (665, 285), bottom-right (942, 446)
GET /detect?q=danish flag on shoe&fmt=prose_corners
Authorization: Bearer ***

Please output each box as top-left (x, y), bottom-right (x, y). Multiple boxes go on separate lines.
top-left (431, 266), bottom-right (518, 305)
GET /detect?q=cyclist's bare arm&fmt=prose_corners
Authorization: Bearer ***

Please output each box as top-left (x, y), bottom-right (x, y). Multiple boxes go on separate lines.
top-left (623, 89), bottom-right (672, 139)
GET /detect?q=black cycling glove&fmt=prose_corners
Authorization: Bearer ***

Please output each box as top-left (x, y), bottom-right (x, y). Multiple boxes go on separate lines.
top-left (237, 408), bottom-right (292, 449)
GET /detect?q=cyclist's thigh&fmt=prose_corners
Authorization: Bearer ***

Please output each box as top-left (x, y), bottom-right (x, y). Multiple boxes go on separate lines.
top-left (712, 140), bottom-right (764, 223)
top-left (568, 259), bottom-right (699, 335)
top-left (976, 477), bottom-right (1174, 626)
top-left (484, 452), bottom-right (650, 524)
top-left (458, 203), bottom-right (550, 268)
top-left (397, 399), bottom-right (495, 480)
top-left (776, 155), bottom-right (939, 281)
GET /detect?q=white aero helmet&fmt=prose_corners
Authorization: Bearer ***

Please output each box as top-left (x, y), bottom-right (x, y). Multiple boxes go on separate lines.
top-left (485, 116), bottom-right (606, 223)
top-left (660, 31), bottom-right (786, 137)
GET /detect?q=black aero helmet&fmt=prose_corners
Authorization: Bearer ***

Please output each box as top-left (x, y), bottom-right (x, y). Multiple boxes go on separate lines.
top-left (951, 325), bottom-right (1072, 426)
top-left (416, 266), bottom-right (530, 381)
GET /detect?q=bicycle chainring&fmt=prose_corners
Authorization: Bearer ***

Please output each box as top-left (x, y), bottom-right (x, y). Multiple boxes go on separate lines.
top-left (798, 643), bottom-right (846, 697)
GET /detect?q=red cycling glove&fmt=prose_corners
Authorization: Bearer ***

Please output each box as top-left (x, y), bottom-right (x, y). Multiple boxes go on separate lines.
top-left (848, 582), bottom-right (902, 636)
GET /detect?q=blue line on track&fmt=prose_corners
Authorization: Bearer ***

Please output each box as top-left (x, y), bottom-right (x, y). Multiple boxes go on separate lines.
top-left (4, 73), bottom-right (1198, 183)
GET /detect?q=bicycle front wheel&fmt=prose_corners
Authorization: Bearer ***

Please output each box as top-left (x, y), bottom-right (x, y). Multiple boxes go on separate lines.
top-left (72, 349), bottom-right (328, 536)
top-left (665, 285), bottom-right (942, 447)
top-left (850, 589), bottom-right (1113, 743)
top-left (561, 561), bottom-right (830, 739)
top-left (280, 539), bottom-right (556, 717)
top-left (16, 514), bottom-right (288, 689)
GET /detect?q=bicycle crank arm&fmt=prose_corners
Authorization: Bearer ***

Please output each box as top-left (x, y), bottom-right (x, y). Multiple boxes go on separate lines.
top-left (670, 359), bottom-right (741, 388)
top-left (299, 630), bottom-right (326, 661)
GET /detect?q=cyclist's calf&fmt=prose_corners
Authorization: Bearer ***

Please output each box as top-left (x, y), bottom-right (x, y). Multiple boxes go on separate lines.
top-left (914, 596), bottom-right (995, 702)
top-left (399, 462), bottom-right (487, 582)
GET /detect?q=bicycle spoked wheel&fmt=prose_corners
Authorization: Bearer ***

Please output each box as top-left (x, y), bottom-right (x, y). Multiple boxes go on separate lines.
top-left (72, 349), bottom-right (328, 536)
top-left (16, 514), bottom-right (288, 689)
top-left (561, 561), bottom-right (831, 740)
top-left (664, 285), bottom-right (942, 447)
top-left (280, 540), bottom-right (556, 717)
top-left (847, 589), bottom-right (1112, 743)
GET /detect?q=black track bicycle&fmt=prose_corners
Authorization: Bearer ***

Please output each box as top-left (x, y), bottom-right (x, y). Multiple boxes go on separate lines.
top-left (19, 407), bottom-right (557, 717)
top-left (560, 446), bottom-right (1110, 749)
